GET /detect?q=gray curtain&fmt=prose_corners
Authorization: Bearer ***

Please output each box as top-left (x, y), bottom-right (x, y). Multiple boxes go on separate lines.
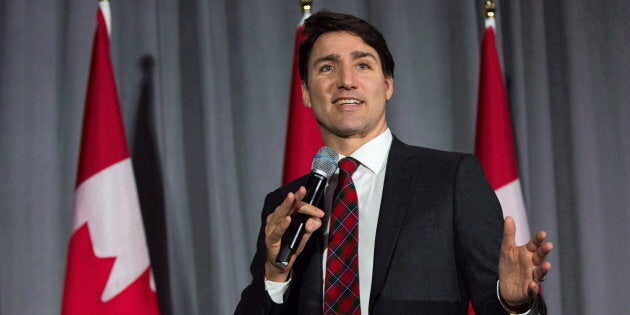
top-left (1, 0), bottom-right (628, 314)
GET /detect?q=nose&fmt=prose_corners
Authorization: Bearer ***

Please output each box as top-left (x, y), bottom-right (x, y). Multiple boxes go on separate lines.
top-left (337, 65), bottom-right (356, 90)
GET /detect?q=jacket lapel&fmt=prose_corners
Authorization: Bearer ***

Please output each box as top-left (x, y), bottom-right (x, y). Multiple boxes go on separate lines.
top-left (369, 137), bottom-right (417, 312)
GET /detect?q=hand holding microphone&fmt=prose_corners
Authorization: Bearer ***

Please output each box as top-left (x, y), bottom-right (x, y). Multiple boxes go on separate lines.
top-left (264, 147), bottom-right (338, 280)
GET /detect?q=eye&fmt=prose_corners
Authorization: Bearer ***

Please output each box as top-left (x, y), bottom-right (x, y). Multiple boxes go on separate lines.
top-left (320, 64), bottom-right (333, 72)
top-left (357, 62), bottom-right (371, 70)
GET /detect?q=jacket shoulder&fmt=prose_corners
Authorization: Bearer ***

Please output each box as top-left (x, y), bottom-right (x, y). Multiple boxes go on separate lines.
top-left (389, 136), bottom-right (475, 171)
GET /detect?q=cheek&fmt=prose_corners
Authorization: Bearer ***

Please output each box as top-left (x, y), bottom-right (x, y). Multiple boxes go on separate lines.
top-left (310, 86), bottom-right (329, 104)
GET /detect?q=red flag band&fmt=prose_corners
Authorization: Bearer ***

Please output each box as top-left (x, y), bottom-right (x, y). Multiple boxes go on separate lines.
top-left (474, 25), bottom-right (531, 245)
top-left (282, 14), bottom-right (325, 184)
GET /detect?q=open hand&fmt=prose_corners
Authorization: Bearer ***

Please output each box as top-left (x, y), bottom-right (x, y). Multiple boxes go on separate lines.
top-left (498, 216), bottom-right (553, 308)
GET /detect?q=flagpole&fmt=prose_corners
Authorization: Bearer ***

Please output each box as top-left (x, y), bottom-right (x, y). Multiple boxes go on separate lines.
top-left (483, 0), bottom-right (496, 28)
top-left (300, 0), bottom-right (313, 14)
top-left (299, 0), bottom-right (313, 24)
top-left (483, 0), bottom-right (496, 18)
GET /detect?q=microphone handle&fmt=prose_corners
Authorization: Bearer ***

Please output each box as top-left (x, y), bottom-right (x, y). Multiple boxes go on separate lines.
top-left (275, 172), bottom-right (327, 266)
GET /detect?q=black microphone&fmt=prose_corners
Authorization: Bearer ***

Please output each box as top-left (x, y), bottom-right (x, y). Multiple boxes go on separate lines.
top-left (275, 146), bottom-right (339, 267)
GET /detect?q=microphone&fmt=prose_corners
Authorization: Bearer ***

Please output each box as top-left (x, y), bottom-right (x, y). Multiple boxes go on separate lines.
top-left (275, 146), bottom-right (339, 266)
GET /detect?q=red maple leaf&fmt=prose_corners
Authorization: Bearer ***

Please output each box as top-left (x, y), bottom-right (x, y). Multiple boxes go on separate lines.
top-left (62, 224), bottom-right (160, 315)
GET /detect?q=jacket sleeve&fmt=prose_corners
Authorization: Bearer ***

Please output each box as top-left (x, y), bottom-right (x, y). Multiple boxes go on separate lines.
top-left (453, 155), bottom-right (547, 315)
top-left (453, 154), bottom-right (508, 314)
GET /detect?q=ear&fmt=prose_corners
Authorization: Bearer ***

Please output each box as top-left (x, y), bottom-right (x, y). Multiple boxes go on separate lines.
top-left (385, 77), bottom-right (394, 101)
top-left (301, 81), bottom-right (311, 108)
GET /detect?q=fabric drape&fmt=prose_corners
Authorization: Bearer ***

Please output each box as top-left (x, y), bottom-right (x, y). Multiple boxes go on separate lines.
top-left (1, 1), bottom-right (628, 314)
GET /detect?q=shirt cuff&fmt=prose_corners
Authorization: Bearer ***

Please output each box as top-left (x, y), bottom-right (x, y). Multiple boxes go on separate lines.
top-left (264, 278), bottom-right (292, 304)
top-left (496, 280), bottom-right (537, 315)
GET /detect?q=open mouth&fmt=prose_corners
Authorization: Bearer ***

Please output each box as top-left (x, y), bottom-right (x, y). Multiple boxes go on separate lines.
top-left (333, 98), bottom-right (364, 106)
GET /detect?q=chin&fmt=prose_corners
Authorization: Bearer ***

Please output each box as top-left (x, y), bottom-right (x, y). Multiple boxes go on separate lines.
top-left (329, 125), bottom-right (367, 138)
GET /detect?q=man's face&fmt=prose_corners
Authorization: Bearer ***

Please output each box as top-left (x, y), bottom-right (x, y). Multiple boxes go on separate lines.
top-left (302, 31), bottom-right (394, 142)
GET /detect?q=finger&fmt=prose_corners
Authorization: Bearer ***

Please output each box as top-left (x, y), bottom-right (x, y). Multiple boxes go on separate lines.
top-left (533, 262), bottom-right (551, 282)
top-left (501, 216), bottom-right (517, 252)
top-left (287, 187), bottom-right (308, 216)
top-left (304, 217), bottom-right (323, 233)
top-left (531, 230), bottom-right (547, 247)
top-left (268, 216), bottom-right (292, 242)
top-left (288, 214), bottom-right (323, 257)
top-left (266, 193), bottom-right (296, 236)
top-left (296, 221), bottom-right (322, 255)
top-left (273, 192), bottom-right (297, 219)
top-left (296, 203), bottom-right (326, 219)
top-left (527, 280), bottom-right (540, 297)
top-left (532, 241), bottom-right (553, 266)
top-left (295, 186), bottom-right (307, 198)
top-left (525, 230), bottom-right (547, 253)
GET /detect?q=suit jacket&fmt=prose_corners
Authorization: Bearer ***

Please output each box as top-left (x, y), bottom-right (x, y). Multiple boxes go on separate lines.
top-left (236, 137), bottom-right (544, 314)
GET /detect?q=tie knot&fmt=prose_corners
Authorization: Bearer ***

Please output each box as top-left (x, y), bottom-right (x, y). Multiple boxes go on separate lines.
top-left (338, 157), bottom-right (359, 175)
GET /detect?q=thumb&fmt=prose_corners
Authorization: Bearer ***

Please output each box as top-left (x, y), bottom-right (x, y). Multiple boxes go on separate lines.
top-left (501, 216), bottom-right (517, 252)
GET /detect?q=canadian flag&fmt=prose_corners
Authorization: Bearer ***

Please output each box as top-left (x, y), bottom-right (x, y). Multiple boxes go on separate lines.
top-left (61, 2), bottom-right (160, 314)
top-left (469, 17), bottom-right (532, 315)
top-left (282, 12), bottom-right (324, 184)
top-left (475, 19), bottom-right (531, 245)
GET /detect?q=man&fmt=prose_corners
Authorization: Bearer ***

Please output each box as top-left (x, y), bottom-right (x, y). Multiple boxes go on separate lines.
top-left (236, 10), bottom-right (552, 314)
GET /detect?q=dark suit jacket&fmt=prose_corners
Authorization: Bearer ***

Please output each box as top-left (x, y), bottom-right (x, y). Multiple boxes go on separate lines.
top-left (236, 137), bottom-right (543, 314)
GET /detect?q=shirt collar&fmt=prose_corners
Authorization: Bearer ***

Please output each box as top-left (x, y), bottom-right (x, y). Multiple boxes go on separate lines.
top-left (338, 128), bottom-right (392, 175)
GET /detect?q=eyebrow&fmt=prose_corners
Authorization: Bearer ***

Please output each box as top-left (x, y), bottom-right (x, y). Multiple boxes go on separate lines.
top-left (312, 54), bottom-right (340, 66)
top-left (311, 51), bottom-right (378, 66)
top-left (351, 51), bottom-right (377, 61)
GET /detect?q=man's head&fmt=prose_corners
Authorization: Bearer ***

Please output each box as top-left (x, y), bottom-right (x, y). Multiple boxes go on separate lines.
top-left (298, 10), bottom-right (395, 152)
top-left (299, 10), bottom-right (395, 85)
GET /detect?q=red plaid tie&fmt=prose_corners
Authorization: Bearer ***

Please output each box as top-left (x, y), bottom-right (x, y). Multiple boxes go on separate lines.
top-left (324, 157), bottom-right (361, 315)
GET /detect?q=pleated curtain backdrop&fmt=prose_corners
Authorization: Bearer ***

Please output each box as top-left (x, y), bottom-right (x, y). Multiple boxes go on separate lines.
top-left (1, 1), bottom-right (628, 314)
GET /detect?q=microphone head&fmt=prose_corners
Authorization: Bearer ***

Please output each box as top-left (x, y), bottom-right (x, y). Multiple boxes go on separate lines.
top-left (311, 146), bottom-right (339, 179)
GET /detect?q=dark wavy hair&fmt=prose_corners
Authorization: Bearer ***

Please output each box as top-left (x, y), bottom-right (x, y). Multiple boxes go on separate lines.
top-left (298, 10), bottom-right (395, 84)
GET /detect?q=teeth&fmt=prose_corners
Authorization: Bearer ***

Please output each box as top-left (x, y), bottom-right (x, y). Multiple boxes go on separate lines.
top-left (335, 99), bottom-right (362, 105)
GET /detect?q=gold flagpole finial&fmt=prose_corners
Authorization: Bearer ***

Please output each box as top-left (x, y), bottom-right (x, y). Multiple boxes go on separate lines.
top-left (300, 0), bottom-right (313, 14)
top-left (483, 0), bottom-right (496, 18)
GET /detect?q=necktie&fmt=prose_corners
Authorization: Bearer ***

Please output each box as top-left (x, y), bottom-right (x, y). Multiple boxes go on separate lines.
top-left (324, 157), bottom-right (361, 314)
